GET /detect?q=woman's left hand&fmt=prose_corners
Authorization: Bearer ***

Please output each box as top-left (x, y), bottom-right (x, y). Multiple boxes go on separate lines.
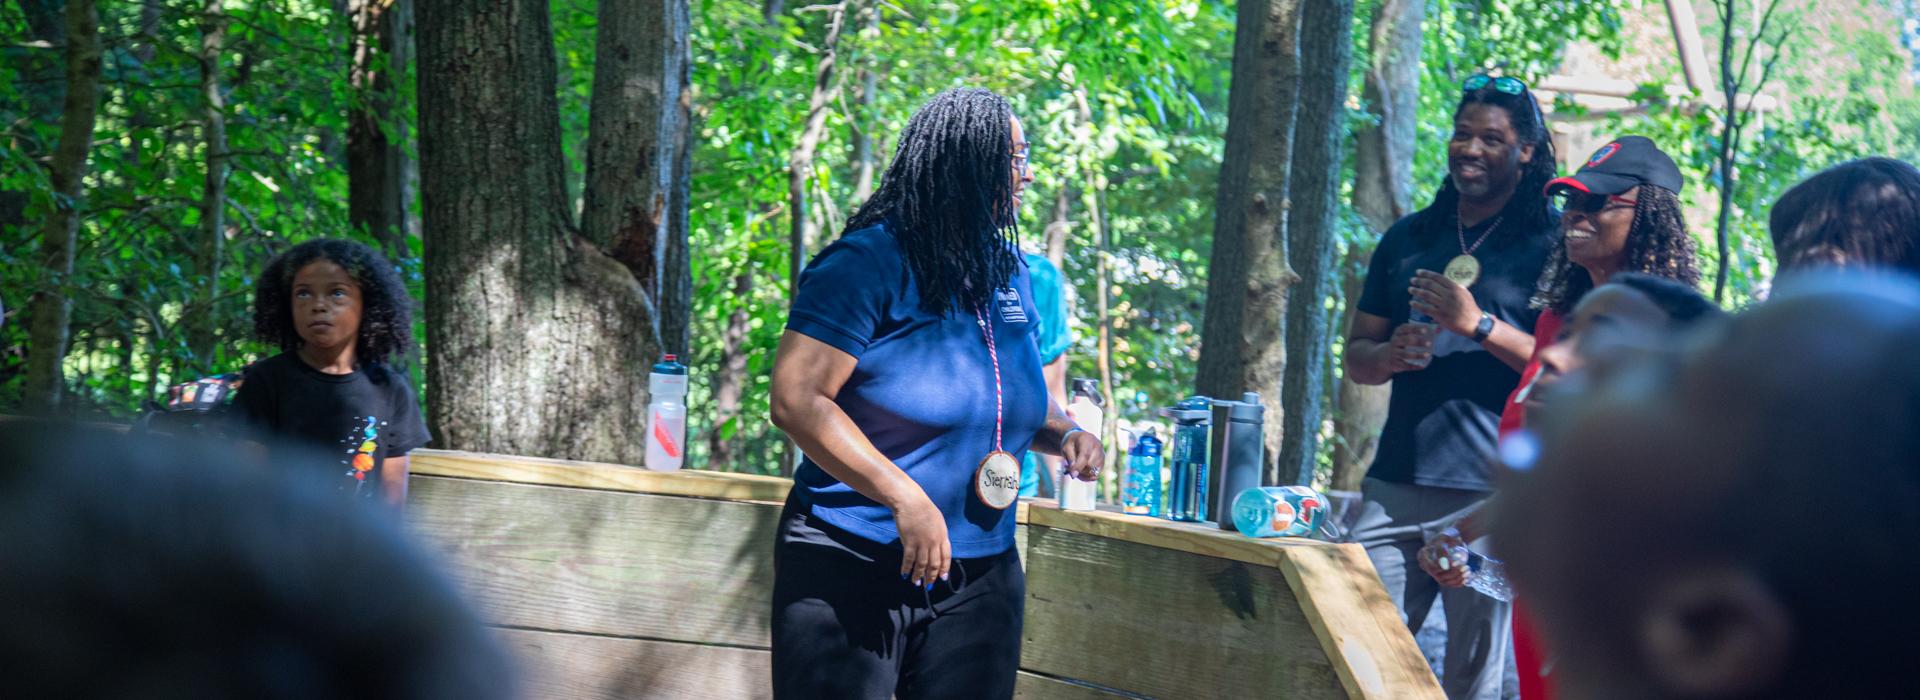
top-left (1062, 430), bottom-right (1105, 482)
top-left (1409, 270), bottom-right (1482, 337)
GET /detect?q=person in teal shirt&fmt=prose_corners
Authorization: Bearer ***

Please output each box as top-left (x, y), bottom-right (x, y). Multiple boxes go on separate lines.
top-left (1020, 251), bottom-right (1073, 497)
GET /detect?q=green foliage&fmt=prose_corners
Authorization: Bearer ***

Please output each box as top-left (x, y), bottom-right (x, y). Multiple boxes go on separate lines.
top-left (2, 0), bottom-right (394, 418)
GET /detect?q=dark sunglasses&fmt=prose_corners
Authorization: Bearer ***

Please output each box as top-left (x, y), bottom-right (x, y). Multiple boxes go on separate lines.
top-left (1554, 190), bottom-right (1639, 215)
top-left (1464, 74), bottom-right (1527, 95)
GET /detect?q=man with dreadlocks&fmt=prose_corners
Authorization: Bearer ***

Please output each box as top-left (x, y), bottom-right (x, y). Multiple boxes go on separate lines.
top-left (767, 87), bottom-right (1103, 699)
top-left (1342, 74), bottom-right (1560, 700)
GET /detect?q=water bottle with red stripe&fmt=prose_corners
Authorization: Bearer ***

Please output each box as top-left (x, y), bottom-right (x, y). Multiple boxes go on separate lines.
top-left (645, 354), bottom-right (688, 471)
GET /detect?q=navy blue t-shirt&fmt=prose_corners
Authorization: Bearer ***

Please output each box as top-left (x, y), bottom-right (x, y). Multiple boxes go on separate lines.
top-left (1355, 209), bottom-right (1557, 492)
top-left (785, 222), bottom-right (1049, 558)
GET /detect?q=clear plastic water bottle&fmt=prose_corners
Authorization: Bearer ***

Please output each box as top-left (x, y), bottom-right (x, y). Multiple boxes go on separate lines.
top-left (644, 354), bottom-right (688, 471)
top-left (1406, 309), bottom-right (1437, 369)
top-left (1446, 544), bottom-right (1514, 602)
top-left (1059, 379), bottom-right (1104, 511)
top-left (1122, 430), bottom-right (1163, 516)
top-left (1231, 485), bottom-right (1330, 538)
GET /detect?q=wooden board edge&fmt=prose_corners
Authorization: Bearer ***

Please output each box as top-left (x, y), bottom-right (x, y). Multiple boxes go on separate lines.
top-left (411, 449), bottom-right (793, 502)
top-left (1276, 543), bottom-right (1445, 699)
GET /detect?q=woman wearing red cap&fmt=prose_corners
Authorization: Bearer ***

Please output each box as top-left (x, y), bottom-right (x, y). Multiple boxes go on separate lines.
top-left (1419, 135), bottom-right (1702, 700)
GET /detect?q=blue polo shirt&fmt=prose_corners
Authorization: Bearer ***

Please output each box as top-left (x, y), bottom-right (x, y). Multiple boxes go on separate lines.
top-left (785, 222), bottom-right (1049, 558)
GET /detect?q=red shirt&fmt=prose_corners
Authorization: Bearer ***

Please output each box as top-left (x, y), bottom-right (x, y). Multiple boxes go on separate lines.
top-left (1498, 309), bottom-right (1562, 439)
top-left (1500, 308), bottom-right (1562, 700)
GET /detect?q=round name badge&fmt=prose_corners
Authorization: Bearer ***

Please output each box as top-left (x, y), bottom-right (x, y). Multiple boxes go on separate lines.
top-left (1444, 254), bottom-right (1481, 287)
top-left (974, 450), bottom-right (1021, 510)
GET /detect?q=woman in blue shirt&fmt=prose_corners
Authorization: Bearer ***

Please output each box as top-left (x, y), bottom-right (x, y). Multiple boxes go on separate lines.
top-left (769, 88), bottom-right (1104, 699)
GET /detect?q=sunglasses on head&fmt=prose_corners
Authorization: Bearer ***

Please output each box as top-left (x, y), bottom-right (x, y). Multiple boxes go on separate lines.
top-left (1554, 190), bottom-right (1639, 215)
top-left (1463, 74), bottom-right (1527, 95)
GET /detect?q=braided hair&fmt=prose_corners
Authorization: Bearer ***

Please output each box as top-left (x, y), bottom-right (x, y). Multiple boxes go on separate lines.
top-left (846, 88), bottom-right (1021, 316)
top-left (1419, 82), bottom-right (1559, 241)
top-left (253, 238), bottom-right (413, 366)
top-left (1532, 185), bottom-right (1701, 315)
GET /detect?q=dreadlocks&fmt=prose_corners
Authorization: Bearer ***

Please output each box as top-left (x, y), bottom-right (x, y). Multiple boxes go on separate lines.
top-left (1531, 185), bottom-right (1701, 314)
top-left (846, 88), bottom-right (1021, 317)
top-left (1420, 83), bottom-right (1559, 241)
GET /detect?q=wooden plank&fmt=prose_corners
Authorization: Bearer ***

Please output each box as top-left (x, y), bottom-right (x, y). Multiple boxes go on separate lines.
top-left (1015, 671), bottom-right (1138, 700)
top-left (411, 449), bottom-right (793, 503)
top-left (409, 475), bottom-right (781, 647)
top-left (1278, 544), bottom-right (1445, 699)
top-left (1020, 525), bottom-right (1345, 700)
top-left (498, 628), bottom-right (769, 700)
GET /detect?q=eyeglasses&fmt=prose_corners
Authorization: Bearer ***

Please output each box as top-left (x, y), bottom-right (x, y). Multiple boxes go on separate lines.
top-left (1555, 191), bottom-right (1639, 215)
top-left (1464, 74), bottom-right (1527, 96)
top-left (1011, 149), bottom-right (1031, 178)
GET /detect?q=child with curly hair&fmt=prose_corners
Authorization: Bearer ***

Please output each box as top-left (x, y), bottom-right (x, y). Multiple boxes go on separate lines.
top-left (233, 239), bottom-right (428, 507)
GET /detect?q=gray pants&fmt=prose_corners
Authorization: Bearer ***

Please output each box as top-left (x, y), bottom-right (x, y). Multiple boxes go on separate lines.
top-left (1347, 478), bottom-right (1511, 700)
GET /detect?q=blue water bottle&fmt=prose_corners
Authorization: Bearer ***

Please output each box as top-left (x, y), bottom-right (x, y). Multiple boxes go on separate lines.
top-left (1160, 397), bottom-right (1213, 522)
top-left (1122, 430), bottom-right (1163, 516)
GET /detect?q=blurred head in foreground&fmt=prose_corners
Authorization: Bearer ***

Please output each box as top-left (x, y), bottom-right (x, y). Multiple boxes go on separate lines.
top-left (0, 424), bottom-right (513, 699)
top-left (1496, 273), bottom-right (1920, 700)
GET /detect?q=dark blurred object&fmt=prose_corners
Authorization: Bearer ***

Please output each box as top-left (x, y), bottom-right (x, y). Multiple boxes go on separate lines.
top-left (130, 369), bottom-right (247, 438)
top-left (0, 423), bottom-right (516, 699)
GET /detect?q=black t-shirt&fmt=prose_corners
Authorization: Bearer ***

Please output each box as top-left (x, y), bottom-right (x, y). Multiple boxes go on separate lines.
top-left (1355, 208), bottom-right (1557, 491)
top-left (232, 352), bottom-right (431, 498)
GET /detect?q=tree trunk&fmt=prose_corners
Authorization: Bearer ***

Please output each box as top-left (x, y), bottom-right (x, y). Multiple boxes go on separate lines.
top-left (662, 97), bottom-right (694, 356)
top-left (849, 5), bottom-right (880, 208)
top-left (580, 0), bottom-right (692, 354)
top-left (347, 0), bottom-right (415, 259)
top-left (1194, 0), bottom-right (1305, 486)
top-left (1045, 186), bottom-right (1072, 270)
top-left (1332, 0), bottom-right (1423, 492)
top-left (20, 0), bottom-right (99, 414)
top-left (786, 1), bottom-right (850, 302)
top-left (1277, 0), bottom-right (1354, 487)
top-left (706, 270), bottom-right (753, 471)
top-left (419, 0), bottom-right (663, 464)
top-left (188, 0), bottom-right (229, 373)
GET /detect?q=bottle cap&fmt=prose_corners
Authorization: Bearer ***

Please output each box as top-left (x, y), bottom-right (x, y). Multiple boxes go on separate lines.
top-left (652, 354), bottom-right (688, 375)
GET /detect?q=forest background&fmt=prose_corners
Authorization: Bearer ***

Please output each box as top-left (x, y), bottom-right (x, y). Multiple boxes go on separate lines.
top-left (7, 0), bottom-right (1918, 490)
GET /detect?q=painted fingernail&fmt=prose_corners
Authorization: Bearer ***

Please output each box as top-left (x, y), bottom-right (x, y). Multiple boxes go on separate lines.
top-left (925, 581), bottom-right (935, 591)
top-left (901, 572), bottom-right (909, 580)
top-left (913, 578), bottom-right (922, 586)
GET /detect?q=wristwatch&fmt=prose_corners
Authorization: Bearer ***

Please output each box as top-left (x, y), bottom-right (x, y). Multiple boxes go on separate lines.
top-left (1472, 311), bottom-right (1496, 343)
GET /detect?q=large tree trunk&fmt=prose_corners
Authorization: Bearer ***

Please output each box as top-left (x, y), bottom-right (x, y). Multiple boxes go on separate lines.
top-left (705, 270), bottom-right (753, 471)
top-left (1277, 0), bottom-right (1354, 487)
top-left (1331, 0), bottom-right (1423, 493)
top-left (1194, 0), bottom-right (1305, 486)
top-left (20, 0), bottom-right (99, 414)
top-left (786, 1), bottom-right (849, 302)
top-left (580, 0), bottom-right (692, 355)
top-left (187, 0), bottom-right (229, 374)
top-left (347, 0), bottom-right (415, 259)
top-left (419, 0), bottom-right (663, 464)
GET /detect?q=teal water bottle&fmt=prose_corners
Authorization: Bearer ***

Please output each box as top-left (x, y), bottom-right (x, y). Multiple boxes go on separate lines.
top-left (1122, 430), bottom-right (1163, 516)
top-left (1232, 485), bottom-right (1331, 538)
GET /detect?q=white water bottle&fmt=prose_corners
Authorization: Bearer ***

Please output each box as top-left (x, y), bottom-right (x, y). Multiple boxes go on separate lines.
top-left (1059, 379), bottom-right (1103, 511)
top-left (645, 354), bottom-right (689, 471)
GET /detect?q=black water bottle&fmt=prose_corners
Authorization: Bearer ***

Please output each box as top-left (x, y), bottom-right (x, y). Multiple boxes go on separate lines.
top-left (1209, 392), bottom-right (1266, 531)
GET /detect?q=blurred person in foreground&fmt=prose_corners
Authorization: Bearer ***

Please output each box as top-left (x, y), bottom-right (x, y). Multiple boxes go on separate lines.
top-left (1493, 273), bottom-right (1920, 700)
top-left (0, 424), bottom-right (514, 699)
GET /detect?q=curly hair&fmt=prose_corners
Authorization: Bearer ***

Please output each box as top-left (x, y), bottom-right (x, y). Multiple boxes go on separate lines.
top-left (253, 239), bottom-right (413, 365)
top-left (1418, 81), bottom-right (1559, 244)
top-left (1532, 185), bottom-right (1701, 315)
top-left (846, 87), bottom-right (1021, 316)
top-left (1769, 156), bottom-right (1920, 274)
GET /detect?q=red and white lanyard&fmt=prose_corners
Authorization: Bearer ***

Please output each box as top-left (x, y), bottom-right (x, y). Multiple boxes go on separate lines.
top-left (973, 301), bottom-right (1004, 452)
